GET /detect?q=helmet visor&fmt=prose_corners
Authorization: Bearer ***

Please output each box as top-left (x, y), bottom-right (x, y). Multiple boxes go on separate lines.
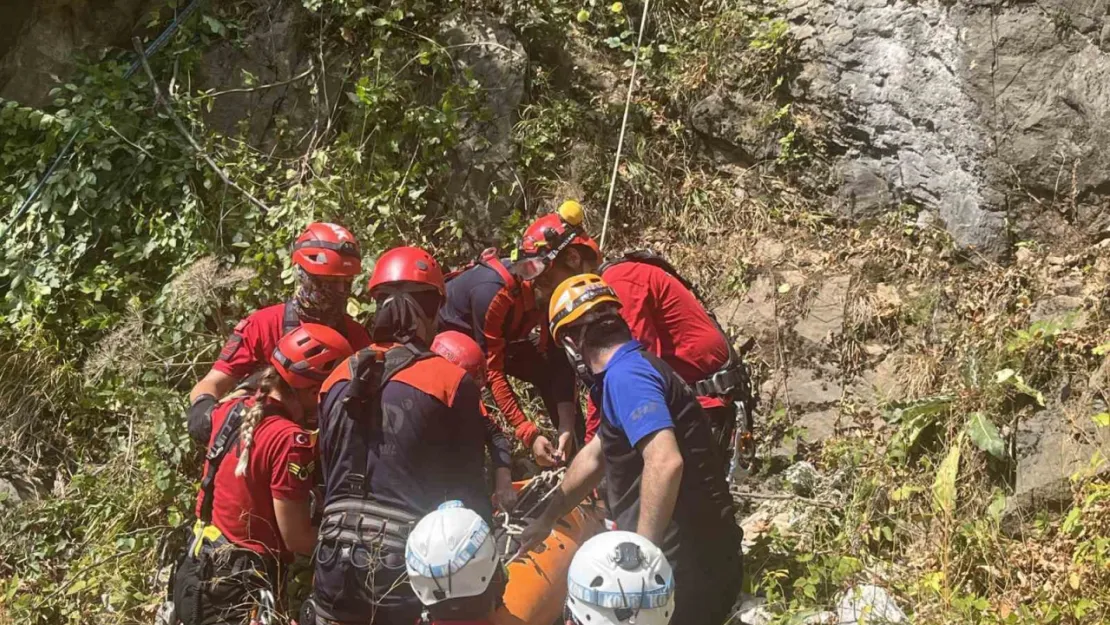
top-left (510, 255), bottom-right (550, 281)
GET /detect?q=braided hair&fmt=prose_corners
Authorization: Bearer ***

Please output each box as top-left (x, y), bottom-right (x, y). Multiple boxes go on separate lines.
top-left (234, 366), bottom-right (288, 478)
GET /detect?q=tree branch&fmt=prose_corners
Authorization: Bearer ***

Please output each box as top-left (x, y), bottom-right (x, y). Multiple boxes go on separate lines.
top-left (132, 37), bottom-right (271, 213)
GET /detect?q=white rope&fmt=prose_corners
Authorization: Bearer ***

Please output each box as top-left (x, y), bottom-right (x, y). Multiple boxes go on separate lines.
top-left (599, 0), bottom-right (652, 252)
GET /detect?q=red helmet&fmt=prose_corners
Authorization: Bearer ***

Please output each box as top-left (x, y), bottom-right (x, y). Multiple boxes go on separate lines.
top-left (271, 323), bottom-right (355, 389)
top-left (511, 200), bottom-right (600, 280)
top-left (292, 222), bottom-right (362, 277)
top-left (367, 246), bottom-right (446, 297)
top-left (431, 331), bottom-right (486, 385)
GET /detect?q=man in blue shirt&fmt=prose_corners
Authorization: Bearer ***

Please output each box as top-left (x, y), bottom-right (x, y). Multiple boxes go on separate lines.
top-left (515, 274), bottom-right (742, 625)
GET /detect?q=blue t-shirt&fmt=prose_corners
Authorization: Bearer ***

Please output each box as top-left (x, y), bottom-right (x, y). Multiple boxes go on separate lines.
top-left (592, 341), bottom-right (676, 447)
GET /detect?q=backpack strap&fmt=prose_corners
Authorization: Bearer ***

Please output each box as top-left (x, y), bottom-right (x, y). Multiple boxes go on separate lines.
top-left (198, 401), bottom-right (247, 526)
top-left (337, 343), bottom-right (435, 496)
top-left (602, 249), bottom-right (743, 371)
top-left (282, 300), bottom-right (300, 336)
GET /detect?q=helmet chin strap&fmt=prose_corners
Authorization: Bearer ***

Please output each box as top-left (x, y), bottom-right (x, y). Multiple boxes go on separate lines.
top-left (561, 327), bottom-right (594, 387)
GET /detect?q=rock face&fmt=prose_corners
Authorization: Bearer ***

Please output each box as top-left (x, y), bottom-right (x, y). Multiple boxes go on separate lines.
top-left (439, 15), bottom-right (527, 226)
top-left (195, 0), bottom-right (312, 146)
top-left (784, 0), bottom-right (1110, 256)
top-left (0, 0), bottom-right (158, 107)
top-left (1005, 405), bottom-right (1110, 531)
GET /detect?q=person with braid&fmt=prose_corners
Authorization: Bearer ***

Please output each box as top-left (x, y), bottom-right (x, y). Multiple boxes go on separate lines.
top-left (186, 223), bottom-right (372, 446)
top-left (173, 324), bottom-right (354, 625)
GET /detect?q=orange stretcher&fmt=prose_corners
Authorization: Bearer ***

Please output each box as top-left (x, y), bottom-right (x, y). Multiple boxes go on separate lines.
top-left (492, 479), bottom-right (606, 625)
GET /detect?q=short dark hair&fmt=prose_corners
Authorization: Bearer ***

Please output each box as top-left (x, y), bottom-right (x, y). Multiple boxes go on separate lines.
top-left (580, 312), bottom-right (631, 357)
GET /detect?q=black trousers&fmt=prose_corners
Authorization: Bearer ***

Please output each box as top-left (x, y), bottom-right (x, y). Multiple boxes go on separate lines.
top-left (312, 538), bottom-right (420, 625)
top-left (173, 545), bottom-right (279, 625)
top-left (672, 547), bottom-right (743, 625)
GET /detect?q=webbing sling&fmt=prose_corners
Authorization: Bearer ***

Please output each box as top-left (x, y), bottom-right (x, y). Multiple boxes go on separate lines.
top-left (337, 343), bottom-right (432, 497)
top-left (198, 402), bottom-right (246, 526)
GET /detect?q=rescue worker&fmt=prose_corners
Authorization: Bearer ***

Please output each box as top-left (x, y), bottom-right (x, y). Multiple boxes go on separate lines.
top-left (187, 222), bottom-right (371, 444)
top-left (405, 502), bottom-right (504, 625)
top-left (173, 324), bottom-right (354, 625)
top-left (437, 248), bottom-right (578, 467)
top-left (312, 247), bottom-right (492, 625)
top-left (430, 330), bottom-right (516, 510)
top-left (564, 531), bottom-right (675, 625)
top-left (511, 201), bottom-right (753, 460)
top-left (515, 275), bottom-right (742, 625)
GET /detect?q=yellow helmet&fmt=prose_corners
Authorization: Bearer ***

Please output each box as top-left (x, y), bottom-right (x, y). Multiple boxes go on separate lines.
top-left (549, 274), bottom-right (622, 340)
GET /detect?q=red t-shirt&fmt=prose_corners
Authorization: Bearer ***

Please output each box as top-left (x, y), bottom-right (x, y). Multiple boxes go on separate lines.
top-left (212, 302), bottom-right (371, 378)
top-left (196, 396), bottom-right (315, 559)
top-left (585, 261), bottom-right (731, 441)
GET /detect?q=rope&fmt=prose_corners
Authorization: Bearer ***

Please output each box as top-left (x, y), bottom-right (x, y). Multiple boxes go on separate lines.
top-left (599, 0), bottom-right (652, 252)
top-left (0, 0), bottom-right (208, 243)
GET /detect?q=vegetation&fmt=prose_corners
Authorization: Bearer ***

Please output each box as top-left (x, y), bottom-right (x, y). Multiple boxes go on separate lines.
top-left (1, 1), bottom-right (1107, 624)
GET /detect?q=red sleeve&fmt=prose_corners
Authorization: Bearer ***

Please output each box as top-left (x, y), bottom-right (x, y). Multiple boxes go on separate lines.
top-left (212, 308), bottom-right (274, 378)
top-left (482, 287), bottom-right (539, 446)
top-left (269, 427), bottom-right (316, 501)
top-left (584, 394), bottom-right (601, 444)
top-left (605, 265), bottom-right (663, 356)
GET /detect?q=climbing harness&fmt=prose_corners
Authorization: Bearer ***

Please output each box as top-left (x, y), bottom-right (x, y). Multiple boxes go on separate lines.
top-left (600, 0), bottom-right (652, 251)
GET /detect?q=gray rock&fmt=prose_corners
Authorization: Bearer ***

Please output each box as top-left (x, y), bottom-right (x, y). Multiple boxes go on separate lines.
top-left (763, 368), bottom-right (843, 407)
top-left (1004, 406), bottom-right (1110, 532)
top-left (715, 275), bottom-right (779, 347)
top-left (785, 0), bottom-right (1110, 256)
top-left (1028, 295), bottom-right (1088, 329)
top-left (439, 14), bottom-right (527, 226)
top-left (785, 461), bottom-right (820, 496)
top-left (689, 91), bottom-right (778, 164)
top-left (801, 610), bottom-right (837, 624)
top-left (794, 275), bottom-right (851, 344)
top-left (0, 477), bottom-right (22, 504)
top-left (834, 160), bottom-right (894, 220)
top-left (836, 584), bottom-right (908, 624)
top-left (737, 595), bottom-right (772, 625)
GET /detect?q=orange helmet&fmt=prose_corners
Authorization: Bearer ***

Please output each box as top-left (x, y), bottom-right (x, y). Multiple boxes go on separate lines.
top-left (292, 222), bottom-right (362, 277)
top-left (511, 200), bottom-right (600, 280)
top-left (548, 273), bottom-right (622, 340)
top-left (271, 323), bottom-right (355, 389)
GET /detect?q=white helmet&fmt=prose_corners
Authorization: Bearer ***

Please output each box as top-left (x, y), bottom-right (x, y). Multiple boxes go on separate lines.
top-left (405, 501), bottom-right (499, 606)
top-left (565, 531), bottom-right (675, 625)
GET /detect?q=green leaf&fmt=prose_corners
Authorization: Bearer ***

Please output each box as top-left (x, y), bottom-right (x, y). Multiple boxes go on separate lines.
top-left (965, 412), bottom-right (1006, 459)
top-left (1092, 342), bottom-right (1110, 356)
top-left (1093, 412), bottom-right (1110, 427)
top-left (576, 9), bottom-right (590, 22)
top-left (987, 488), bottom-right (1007, 524)
top-left (932, 434), bottom-right (962, 515)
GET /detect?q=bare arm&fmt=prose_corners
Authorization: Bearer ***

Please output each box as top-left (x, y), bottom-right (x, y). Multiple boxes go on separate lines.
top-left (274, 498), bottom-right (316, 555)
top-left (190, 368), bottom-right (238, 403)
top-left (635, 429), bottom-right (684, 545)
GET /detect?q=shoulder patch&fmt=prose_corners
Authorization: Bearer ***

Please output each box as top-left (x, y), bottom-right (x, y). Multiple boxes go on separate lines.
top-left (391, 355), bottom-right (466, 406)
top-left (287, 460), bottom-right (315, 481)
top-left (218, 334), bottom-right (243, 361)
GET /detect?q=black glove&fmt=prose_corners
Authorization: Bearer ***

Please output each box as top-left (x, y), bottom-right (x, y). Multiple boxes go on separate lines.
top-left (187, 394), bottom-right (218, 445)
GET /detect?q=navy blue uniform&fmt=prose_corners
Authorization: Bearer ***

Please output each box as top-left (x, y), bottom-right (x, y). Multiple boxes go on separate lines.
top-left (439, 258), bottom-right (576, 446)
top-left (313, 349), bottom-right (490, 625)
top-left (591, 341), bottom-right (742, 625)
